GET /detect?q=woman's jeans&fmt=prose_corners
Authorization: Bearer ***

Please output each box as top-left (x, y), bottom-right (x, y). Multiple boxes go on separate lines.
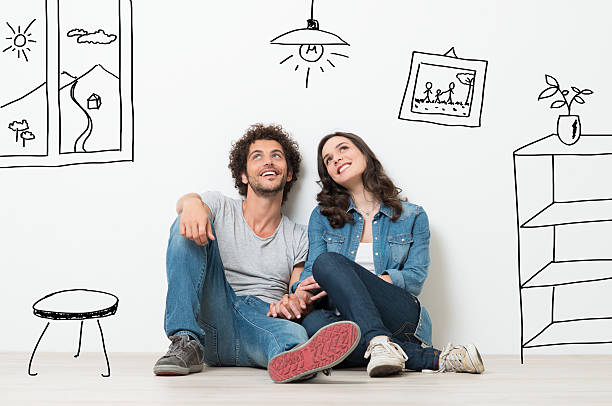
top-left (302, 252), bottom-right (440, 371)
top-left (163, 217), bottom-right (308, 368)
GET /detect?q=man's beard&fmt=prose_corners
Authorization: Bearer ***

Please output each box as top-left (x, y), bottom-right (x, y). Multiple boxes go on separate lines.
top-left (247, 171), bottom-right (287, 197)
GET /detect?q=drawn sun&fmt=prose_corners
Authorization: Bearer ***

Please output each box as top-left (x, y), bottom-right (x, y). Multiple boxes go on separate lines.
top-left (3, 20), bottom-right (37, 62)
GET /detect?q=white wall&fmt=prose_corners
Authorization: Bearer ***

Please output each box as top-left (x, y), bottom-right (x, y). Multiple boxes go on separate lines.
top-left (3, 0), bottom-right (612, 355)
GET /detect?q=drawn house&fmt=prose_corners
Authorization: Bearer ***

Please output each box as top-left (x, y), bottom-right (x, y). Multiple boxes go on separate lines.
top-left (87, 93), bottom-right (102, 110)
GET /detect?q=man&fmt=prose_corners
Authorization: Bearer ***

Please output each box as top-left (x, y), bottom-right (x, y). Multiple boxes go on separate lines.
top-left (154, 124), bottom-right (360, 383)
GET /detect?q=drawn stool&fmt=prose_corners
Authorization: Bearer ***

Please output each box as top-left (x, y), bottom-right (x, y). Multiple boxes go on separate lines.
top-left (28, 289), bottom-right (119, 377)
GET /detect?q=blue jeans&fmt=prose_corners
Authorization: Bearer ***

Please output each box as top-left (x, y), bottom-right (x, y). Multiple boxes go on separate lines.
top-left (302, 252), bottom-right (440, 371)
top-left (163, 217), bottom-right (308, 368)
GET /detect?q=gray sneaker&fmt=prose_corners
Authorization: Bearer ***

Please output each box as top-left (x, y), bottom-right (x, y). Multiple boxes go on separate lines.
top-left (154, 335), bottom-right (204, 376)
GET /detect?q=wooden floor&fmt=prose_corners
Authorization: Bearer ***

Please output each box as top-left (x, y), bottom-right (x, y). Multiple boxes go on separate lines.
top-left (2, 353), bottom-right (611, 405)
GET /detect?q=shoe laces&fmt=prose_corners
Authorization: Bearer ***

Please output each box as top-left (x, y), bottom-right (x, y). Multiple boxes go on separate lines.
top-left (437, 343), bottom-right (465, 373)
top-left (364, 338), bottom-right (408, 362)
top-left (166, 335), bottom-right (195, 362)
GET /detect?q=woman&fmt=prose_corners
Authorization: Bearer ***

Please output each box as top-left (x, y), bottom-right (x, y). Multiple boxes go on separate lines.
top-left (272, 132), bottom-right (484, 377)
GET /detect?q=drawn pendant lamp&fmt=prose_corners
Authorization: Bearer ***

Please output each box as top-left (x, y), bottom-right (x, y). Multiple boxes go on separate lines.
top-left (538, 74), bottom-right (593, 145)
top-left (271, 0), bottom-right (349, 88)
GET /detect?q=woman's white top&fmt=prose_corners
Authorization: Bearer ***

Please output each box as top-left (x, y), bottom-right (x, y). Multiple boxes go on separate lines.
top-left (355, 242), bottom-right (376, 274)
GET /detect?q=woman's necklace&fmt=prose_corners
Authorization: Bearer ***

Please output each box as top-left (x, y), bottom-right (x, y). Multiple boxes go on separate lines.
top-left (356, 201), bottom-right (380, 218)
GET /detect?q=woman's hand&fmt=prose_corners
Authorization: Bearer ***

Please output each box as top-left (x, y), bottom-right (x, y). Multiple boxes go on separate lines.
top-left (378, 274), bottom-right (393, 284)
top-left (296, 276), bottom-right (327, 301)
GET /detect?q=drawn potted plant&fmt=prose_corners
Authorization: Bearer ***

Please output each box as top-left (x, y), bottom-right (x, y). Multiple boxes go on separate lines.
top-left (8, 120), bottom-right (30, 143)
top-left (20, 131), bottom-right (35, 148)
top-left (538, 74), bottom-right (593, 145)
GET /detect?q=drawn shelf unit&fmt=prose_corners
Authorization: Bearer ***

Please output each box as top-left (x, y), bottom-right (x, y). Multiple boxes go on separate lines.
top-left (0, 0), bottom-right (133, 168)
top-left (513, 134), bottom-right (612, 363)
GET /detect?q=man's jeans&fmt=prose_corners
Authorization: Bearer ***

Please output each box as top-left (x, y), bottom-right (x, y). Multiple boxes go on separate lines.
top-left (301, 252), bottom-right (440, 371)
top-left (164, 217), bottom-right (308, 368)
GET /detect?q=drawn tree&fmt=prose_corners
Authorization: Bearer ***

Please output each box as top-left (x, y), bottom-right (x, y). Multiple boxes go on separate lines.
top-left (20, 131), bottom-right (35, 148)
top-left (8, 120), bottom-right (30, 143)
top-left (456, 73), bottom-right (475, 105)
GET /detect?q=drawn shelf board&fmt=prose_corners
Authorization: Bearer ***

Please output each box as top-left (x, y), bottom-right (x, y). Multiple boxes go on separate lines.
top-left (398, 48), bottom-right (487, 127)
top-left (521, 199), bottom-right (612, 228)
top-left (522, 260), bottom-right (612, 288)
top-left (523, 318), bottom-right (612, 348)
top-left (0, 0), bottom-right (133, 169)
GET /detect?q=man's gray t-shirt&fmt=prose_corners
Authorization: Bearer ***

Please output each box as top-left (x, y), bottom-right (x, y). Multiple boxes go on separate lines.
top-left (201, 191), bottom-right (308, 303)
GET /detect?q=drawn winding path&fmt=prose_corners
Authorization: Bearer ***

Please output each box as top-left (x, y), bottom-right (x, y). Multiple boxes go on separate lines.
top-left (70, 80), bottom-right (93, 153)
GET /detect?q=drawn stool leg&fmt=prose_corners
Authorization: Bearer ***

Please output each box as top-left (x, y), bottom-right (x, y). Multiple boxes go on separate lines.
top-left (28, 322), bottom-right (50, 376)
top-left (74, 320), bottom-right (84, 358)
top-left (97, 319), bottom-right (111, 377)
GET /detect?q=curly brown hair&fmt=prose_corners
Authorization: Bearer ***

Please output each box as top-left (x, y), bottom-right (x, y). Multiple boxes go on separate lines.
top-left (228, 124), bottom-right (301, 204)
top-left (316, 132), bottom-right (405, 228)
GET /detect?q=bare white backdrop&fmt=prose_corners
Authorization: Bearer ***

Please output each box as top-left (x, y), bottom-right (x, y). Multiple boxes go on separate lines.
top-left (2, 0), bottom-right (612, 356)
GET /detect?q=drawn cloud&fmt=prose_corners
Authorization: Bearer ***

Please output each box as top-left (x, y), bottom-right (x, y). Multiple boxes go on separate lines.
top-left (66, 28), bottom-right (117, 45)
top-left (67, 28), bottom-right (88, 37)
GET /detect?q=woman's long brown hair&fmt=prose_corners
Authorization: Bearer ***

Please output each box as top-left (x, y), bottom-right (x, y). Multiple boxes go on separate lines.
top-left (316, 132), bottom-right (405, 228)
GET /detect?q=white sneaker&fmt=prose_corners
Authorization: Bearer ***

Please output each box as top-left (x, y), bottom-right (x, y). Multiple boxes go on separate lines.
top-left (364, 336), bottom-right (408, 377)
top-left (437, 343), bottom-right (484, 374)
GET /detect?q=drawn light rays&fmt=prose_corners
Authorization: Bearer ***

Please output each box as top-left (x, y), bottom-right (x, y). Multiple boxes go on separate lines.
top-left (3, 19), bottom-right (37, 62)
top-left (271, 0), bottom-right (349, 88)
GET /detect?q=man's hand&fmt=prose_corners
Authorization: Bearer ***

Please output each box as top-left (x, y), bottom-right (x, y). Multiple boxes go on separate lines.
top-left (180, 197), bottom-right (215, 246)
top-left (378, 274), bottom-right (393, 284)
top-left (296, 276), bottom-right (327, 301)
top-left (267, 291), bottom-right (314, 320)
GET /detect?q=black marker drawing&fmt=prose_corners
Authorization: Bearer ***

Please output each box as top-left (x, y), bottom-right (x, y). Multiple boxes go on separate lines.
top-left (538, 74), bottom-right (593, 145)
top-left (3, 19), bottom-right (37, 62)
top-left (514, 134), bottom-right (612, 363)
top-left (0, 0), bottom-right (47, 160)
top-left (8, 120), bottom-right (30, 143)
top-left (398, 47), bottom-right (488, 127)
top-left (271, 0), bottom-right (349, 88)
top-left (20, 130), bottom-right (35, 147)
top-left (29, 288), bottom-right (119, 377)
top-left (67, 28), bottom-right (117, 45)
top-left (0, 0), bottom-right (133, 168)
top-left (59, 0), bottom-right (126, 155)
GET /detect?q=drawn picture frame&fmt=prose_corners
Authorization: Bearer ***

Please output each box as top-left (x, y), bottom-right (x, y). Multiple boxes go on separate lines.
top-left (398, 50), bottom-right (488, 127)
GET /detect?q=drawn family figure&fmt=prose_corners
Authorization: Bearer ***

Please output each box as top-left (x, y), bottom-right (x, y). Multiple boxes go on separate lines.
top-left (434, 89), bottom-right (442, 103)
top-left (446, 82), bottom-right (455, 104)
top-left (426, 82), bottom-right (456, 105)
top-left (423, 81), bottom-right (433, 102)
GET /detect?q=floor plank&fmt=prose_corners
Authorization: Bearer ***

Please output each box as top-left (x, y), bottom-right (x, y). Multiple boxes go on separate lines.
top-left (2, 353), bottom-right (611, 405)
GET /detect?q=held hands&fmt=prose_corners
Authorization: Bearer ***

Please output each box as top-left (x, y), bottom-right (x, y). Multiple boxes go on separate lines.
top-left (296, 276), bottom-right (328, 301)
top-left (266, 275), bottom-right (327, 319)
top-left (180, 198), bottom-right (215, 246)
top-left (267, 290), bottom-right (314, 320)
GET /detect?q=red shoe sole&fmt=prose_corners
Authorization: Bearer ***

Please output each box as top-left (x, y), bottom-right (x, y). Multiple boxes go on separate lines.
top-left (268, 321), bottom-right (360, 383)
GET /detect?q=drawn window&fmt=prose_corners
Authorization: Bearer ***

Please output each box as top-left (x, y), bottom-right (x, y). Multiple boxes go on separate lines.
top-left (0, 0), bottom-right (133, 168)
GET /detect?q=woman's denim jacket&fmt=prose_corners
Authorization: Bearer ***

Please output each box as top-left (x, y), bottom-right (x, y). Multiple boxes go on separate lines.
top-left (291, 199), bottom-right (433, 346)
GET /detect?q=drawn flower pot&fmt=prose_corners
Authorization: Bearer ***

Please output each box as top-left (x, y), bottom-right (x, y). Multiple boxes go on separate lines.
top-left (557, 115), bottom-right (581, 145)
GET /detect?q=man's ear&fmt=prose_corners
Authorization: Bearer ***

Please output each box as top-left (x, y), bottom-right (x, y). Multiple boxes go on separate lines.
top-left (287, 168), bottom-right (293, 182)
top-left (241, 172), bottom-right (248, 185)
